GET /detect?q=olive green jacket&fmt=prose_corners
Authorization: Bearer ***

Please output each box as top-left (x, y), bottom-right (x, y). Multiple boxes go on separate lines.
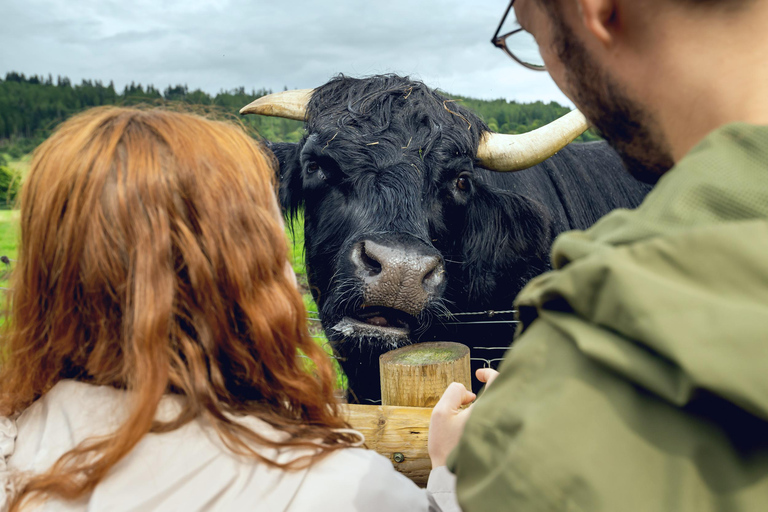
top-left (450, 124), bottom-right (768, 511)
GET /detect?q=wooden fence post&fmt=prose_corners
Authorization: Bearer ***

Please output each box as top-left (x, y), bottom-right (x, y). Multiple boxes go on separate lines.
top-left (380, 341), bottom-right (471, 407)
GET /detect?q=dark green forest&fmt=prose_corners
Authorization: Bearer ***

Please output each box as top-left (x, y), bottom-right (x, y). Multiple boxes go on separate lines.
top-left (0, 71), bottom-right (599, 158)
top-left (0, 72), bottom-right (304, 158)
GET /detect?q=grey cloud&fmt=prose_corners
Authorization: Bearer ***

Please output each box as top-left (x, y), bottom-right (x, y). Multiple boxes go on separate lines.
top-left (2, 0), bottom-right (571, 105)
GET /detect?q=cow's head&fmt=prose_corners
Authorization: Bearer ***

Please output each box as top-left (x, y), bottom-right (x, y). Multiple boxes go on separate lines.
top-left (241, 75), bottom-right (587, 396)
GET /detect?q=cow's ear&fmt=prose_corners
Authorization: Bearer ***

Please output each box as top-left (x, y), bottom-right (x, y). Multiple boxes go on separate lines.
top-left (461, 188), bottom-right (553, 304)
top-left (266, 141), bottom-right (303, 217)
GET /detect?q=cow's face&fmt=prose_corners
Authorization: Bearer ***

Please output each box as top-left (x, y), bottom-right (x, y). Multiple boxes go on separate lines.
top-left (270, 76), bottom-right (552, 352)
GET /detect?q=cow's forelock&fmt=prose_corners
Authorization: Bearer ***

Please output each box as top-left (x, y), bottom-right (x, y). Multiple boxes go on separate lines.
top-left (306, 75), bottom-right (488, 163)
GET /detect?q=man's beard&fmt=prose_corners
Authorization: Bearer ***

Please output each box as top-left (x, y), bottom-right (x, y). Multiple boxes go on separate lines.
top-left (551, 19), bottom-right (674, 184)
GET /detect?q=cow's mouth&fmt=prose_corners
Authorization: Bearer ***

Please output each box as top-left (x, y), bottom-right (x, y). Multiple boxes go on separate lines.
top-left (332, 306), bottom-right (417, 339)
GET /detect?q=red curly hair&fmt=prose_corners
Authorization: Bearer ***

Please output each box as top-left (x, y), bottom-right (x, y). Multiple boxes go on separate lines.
top-left (0, 107), bottom-right (353, 510)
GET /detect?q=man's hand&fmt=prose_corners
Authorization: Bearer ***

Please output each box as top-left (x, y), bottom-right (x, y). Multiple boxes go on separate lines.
top-left (475, 368), bottom-right (500, 390)
top-left (428, 382), bottom-right (475, 469)
top-left (428, 368), bottom-right (500, 468)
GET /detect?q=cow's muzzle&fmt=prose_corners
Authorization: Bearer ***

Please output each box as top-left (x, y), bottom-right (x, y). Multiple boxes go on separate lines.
top-left (353, 238), bottom-right (445, 315)
top-left (334, 235), bottom-right (445, 339)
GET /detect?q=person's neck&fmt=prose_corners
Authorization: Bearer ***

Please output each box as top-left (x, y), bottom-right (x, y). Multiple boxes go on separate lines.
top-left (638, 5), bottom-right (768, 162)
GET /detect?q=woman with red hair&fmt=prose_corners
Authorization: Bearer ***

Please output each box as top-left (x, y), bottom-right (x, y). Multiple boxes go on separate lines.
top-left (0, 108), bottom-right (461, 511)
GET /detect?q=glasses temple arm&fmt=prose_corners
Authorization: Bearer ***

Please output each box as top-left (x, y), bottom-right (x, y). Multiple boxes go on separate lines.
top-left (492, 0), bottom-right (516, 43)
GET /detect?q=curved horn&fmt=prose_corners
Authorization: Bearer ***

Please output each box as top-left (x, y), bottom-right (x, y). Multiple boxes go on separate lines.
top-left (239, 89), bottom-right (314, 121)
top-left (477, 110), bottom-right (591, 172)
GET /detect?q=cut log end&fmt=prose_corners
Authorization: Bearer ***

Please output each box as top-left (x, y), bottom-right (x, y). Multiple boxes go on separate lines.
top-left (381, 342), bottom-right (469, 365)
top-left (380, 342), bottom-right (471, 408)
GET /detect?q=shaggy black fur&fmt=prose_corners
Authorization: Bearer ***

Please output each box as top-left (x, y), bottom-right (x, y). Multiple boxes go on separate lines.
top-left (269, 74), bottom-right (651, 402)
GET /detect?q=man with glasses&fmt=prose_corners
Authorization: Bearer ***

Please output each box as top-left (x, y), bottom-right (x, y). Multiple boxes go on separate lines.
top-left (441, 0), bottom-right (768, 509)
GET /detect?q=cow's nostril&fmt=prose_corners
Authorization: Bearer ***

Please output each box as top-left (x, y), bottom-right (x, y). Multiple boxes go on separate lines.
top-left (359, 242), bottom-right (383, 276)
top-left (422, 258), bottom-right (445, 293)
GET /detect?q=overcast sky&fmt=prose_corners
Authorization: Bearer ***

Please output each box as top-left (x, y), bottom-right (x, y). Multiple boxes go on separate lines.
top-left (2, 0), bottom-right (572, 106)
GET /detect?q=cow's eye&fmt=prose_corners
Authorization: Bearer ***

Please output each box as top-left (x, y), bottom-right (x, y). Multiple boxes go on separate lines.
top-left (304, 156), bottom-right (339, 183)
top-left (456, 175), bottom-right (472, 192)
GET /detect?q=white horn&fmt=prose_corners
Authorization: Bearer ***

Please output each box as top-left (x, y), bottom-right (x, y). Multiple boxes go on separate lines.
top-left (239, 89), bottom-right (315, 121)
top-left (477, 110), bottom-right (591, 172)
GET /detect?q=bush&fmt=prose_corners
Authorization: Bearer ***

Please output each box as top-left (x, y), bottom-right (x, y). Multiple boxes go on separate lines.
top-left (0, 166), bottom-right (20, 207)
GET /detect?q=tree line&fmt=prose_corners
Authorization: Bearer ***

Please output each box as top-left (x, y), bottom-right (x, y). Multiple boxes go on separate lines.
top-left (0, 71), bottom-right (598, 159)
top-left (0, 72), bottom-right (306, 158)
top-left (446, 93), bottom-right (599, 141)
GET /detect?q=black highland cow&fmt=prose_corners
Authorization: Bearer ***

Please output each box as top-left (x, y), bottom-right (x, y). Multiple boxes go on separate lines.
top-left (242, 75), bottom-right (651, 402)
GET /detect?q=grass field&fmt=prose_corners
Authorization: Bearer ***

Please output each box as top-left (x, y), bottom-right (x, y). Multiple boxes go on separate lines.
top-left (0, 209), bottom-right (19, 256)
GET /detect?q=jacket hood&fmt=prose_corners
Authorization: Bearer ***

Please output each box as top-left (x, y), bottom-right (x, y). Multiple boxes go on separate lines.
top-left (515, 123), bottom-right (768, 422)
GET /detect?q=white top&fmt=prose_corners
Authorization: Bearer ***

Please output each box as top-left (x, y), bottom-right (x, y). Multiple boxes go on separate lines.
top-left (0, 380), bottom-right (458, 512)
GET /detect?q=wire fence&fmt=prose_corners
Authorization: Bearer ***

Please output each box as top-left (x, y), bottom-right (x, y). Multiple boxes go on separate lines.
top-left (304, 308), bottom-right (516, 376)
top-left (304, 306), bottom-right (517, 405)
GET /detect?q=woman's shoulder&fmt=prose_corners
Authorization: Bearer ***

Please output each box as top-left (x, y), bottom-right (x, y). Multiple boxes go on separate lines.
top-left (6, 381), bottom-right (435, 511)
top-left (288, 447), bottom-right (430, 512)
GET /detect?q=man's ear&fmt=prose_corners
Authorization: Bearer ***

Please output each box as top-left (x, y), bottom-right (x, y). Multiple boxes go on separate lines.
top-left (266, 141), bottom-right (303, 216)
top-left (574, 0), bottom-right (616, 47)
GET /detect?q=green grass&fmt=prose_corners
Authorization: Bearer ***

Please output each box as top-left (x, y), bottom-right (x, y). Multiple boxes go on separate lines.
top-left (0, 210), bottom-right (19, 256)
top-left (286, 213), bottom-right (346, 389)
top-left (286, 214), bottom-right (307, 277)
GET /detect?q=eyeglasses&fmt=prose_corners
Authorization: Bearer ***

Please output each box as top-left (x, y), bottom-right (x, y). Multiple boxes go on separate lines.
top-left (491, 1), bottom-right (546, 71)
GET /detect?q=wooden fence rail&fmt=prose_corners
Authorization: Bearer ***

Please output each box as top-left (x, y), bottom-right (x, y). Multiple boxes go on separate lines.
top-left (344, 341), bottom-right (471, 487)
